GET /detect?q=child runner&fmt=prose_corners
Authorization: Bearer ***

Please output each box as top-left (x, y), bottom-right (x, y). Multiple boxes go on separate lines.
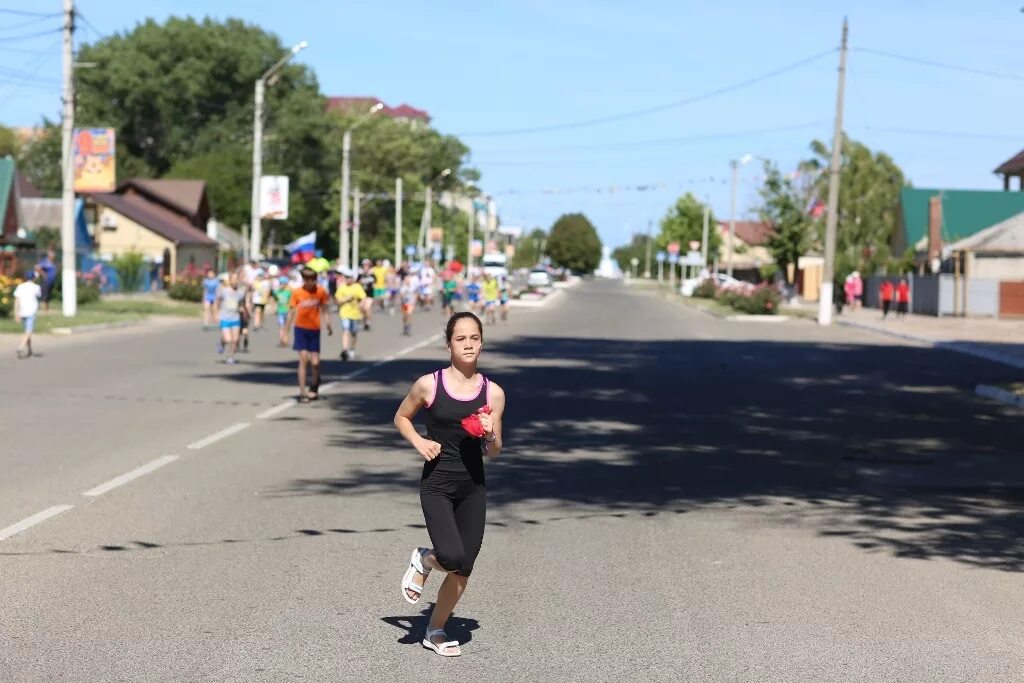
top-left (481, 274), bottom-right (499, 325)
top-left (215, 272), bottom-right (247, 364)
top-left (372, 259), bottom-right (389, 311)
top-left (385, 267), bottom-right (401, 316)
top-left (335, 268), bottom-right (366, 361)
top-left (13, 270), bottom-right (42, 359)
top-left (499, 275), bottom-right (511, 322)
top-left (465, 276), bottom-right (481, 315)
top-left (441, 269), bottom-right (458, 317)
top-left (393, 312), bottom-right (506, 658)
top-left (251, 271), bottom-right (272, 331)
top-left (286, 267), bottom-right (332, 402)
top-left (358, 260), bottom-right (376, 331)
top-left (201, 268), bottom-right (220, 330)
top-left (419, 260), bottom-right (436, 311)
top-left (400, 274), bottom-right (417, 336)
top-left (273, 276), bottom-right (292, 347)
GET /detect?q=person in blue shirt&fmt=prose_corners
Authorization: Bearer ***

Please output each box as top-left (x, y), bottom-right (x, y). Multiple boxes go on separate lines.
top-left (465, 276), bottom-right (482, 314)
top-left (36, 250), bottom-right (57, 313)
top-left (202, 268), bottom-right (221, 330)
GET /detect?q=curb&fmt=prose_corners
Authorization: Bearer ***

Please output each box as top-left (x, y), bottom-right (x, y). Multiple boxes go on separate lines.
top-left (51, 320), bottom-right (147, 335)
top-left (976, 384), bottom-right (1024, 409)
top-left (508, 288), bottom-right (565, 309)
top-left (725, 314), bottom-right (791, 323)
top-left (838, 319), bottom-right (1024, 372)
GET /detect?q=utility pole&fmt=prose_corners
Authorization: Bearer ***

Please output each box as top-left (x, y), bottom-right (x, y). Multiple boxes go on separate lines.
top-left (352, 187), bottom-right (361, 268)
top-left (643, 220), bottom-right (653, 279)
top-left (418, 185), bottom-right (432, 261)
top-left (339, 129), bottom-right (352, 268)
top-left (727, 160), bottom-right (738, 279)
top-left (60, 0), bottom-right (76, 316)
top-left (467, 198), bottom-right (476, 273)
top-left (701, 203), bottom-right (710, 269)
top-left (394, 177), bottom-right (403, 266)
top-left (818, 18), bottom-right (848, 326)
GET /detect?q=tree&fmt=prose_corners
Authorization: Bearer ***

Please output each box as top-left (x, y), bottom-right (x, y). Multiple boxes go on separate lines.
top-left (110, 250), bottom-right (147, 293)
top-left (804, 134), bottom-right (906, 280)
top-left (612, 233), bottom-right (653, 274)
top-left (510, 228), bottom-right (547, 269)
top-left (0, 125), bottom-right (19, 157)
top-left (16, 123), bottom-right (61, 196)
top-left (758, 161), bottom-right (814, 285)
top-left (657, 193), bottom-right (719, 256)
top-left (546, 213), bottom-right (602, 273)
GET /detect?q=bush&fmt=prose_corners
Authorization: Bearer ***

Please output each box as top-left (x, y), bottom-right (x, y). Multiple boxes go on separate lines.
top-left (715, 283), bottom-right (780, 315)
top-left (111, 250), bottom-right (147, 293)
top-left (54, 272), bottom-right (102, 305)
top-left (692, 278), bottom-right (717, 299)
top-left (168, 271), bottom-right (203, 302)
top-left (0, 274), bottom-right (19, 318)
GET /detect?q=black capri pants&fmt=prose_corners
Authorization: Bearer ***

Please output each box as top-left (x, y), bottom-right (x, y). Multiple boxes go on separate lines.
top-left (420, 477), bottom-right (486, 577)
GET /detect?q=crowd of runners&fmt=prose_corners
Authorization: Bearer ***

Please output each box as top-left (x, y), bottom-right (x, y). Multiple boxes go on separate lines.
top-left (202, 258), bottom-right (513, 401)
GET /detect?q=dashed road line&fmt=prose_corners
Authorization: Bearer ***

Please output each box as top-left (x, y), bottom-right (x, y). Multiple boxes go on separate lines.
top-left (0, 505), bottom-right (74, 542)
top-left (187, 422), bottom-right (251, 450)
top-left (82, 455), bottom-right (180, 497)
top-left (257, 400), bottom-right (296, 420)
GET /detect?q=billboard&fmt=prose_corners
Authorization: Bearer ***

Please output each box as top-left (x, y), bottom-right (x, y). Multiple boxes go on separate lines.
top-left (259, 176), bottom-right (289, 220)
top-left (73, 128), bottom-right (116, 192)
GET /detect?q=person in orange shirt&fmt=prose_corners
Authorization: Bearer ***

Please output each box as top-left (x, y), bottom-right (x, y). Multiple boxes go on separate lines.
top-left (286, 267), bottom-right (332, 402)
top-left (879, 280), bottom-right (895, 320)
top-left (896, 278), bottom-right (910, 319)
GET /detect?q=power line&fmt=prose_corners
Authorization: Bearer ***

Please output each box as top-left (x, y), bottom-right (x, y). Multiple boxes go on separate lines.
top-left (0, 26), bottom-right (62, 42)
top-left (0, 8), bottom-right (61, 17)
top-left (454, 47), bottom-right (838, 137)
top-left (472, 121), bottom-right (828, 155)
top-left (853, 46), bottom-right (1024, 83)
top-left (75, 10), bottom-right (104, 41)
top-left (858, 125), bottom-right (1023, 141)
top-left (0, 13), bottom-right (61, 31)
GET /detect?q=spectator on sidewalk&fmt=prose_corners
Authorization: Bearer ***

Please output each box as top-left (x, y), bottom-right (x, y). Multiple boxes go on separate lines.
top-left (36, 250), bottom-right (57, 313)
top-left (851, 271), bottom-right (863, 309)
top-left (896, 278), bottom-right (910, 319)
top-left (880, 280), bottom-right (895, 319)
top-left (14, 270), bottom-right (42, 359)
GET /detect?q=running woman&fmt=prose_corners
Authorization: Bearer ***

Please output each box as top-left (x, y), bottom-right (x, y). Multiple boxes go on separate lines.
top-left (393, 312), bottom-right (506, 657)
top-left (399, 274), bottom-right (417, 336)
top-left (358, 260), bottom-right (376, 331)
top-left (215, 272), bottom-right (247, 364)
top-left (465, 276), bottom-right (481, 315)
top-left (481, 273), bottom-right (499, 325)
top-left (201, 268), bottom-right (220, 330)
top-left (251, 271), bottom-right (272, 331)
top-left (272, 276), bottom-right (292, 347)
top-left (286, 267), bottom-right (332, 402)
top-left (498, 275), bottom-right (511, 323)
top-left (335, 268), bottom-right (366, 361)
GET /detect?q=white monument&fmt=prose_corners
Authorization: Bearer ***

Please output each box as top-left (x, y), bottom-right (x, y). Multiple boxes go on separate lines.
top-left (594, 246), bottom-right (622, 279)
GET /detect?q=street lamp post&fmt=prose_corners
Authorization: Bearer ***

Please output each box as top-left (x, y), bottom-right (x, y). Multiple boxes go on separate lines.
top-left (250, 40), bottom-right (307, 261)
top-left (726, 153), bottom-right (753, 279)
top-left (418, 168), bottom-right (451, 261)
top-left (340, 103), bottom-right (383, 269)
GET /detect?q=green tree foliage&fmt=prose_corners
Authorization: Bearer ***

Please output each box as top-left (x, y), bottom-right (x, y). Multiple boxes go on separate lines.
top-left (0, 125), bottom-right (19, 157)
top-left (509, 228), bottom-right (548, 269)
top-left (16, 123), bottom-right (62, 196)
top-left (546, 213), bottom-right (602, 273)
top-left (657, 193), bottom-right (719, 255)
top-left (611, 232), bottom-right (653, 274)
top-left (805, 134), bottom-right (906, 280)
top-left (758, 161), bottom-right (814, 285)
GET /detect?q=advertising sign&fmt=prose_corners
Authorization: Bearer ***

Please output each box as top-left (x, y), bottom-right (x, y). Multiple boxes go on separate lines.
top-left (73, 128), bottom-right (116, 192)
top-left (259, 176), bottom-right (289, 220)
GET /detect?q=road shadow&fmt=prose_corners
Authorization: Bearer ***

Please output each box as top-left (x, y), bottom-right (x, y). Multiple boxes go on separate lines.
top-left (381, 604), bottom-right (479, 646)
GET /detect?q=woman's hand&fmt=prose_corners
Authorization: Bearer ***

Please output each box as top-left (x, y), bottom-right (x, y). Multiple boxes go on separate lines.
top-left (415, 436), bottom-right (442, 461)
top-left (478, 411), bottom-right (495, 439)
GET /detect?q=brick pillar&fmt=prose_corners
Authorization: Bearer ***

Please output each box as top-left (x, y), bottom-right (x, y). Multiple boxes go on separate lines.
top-left (927, 195), bottom-right (942, 272)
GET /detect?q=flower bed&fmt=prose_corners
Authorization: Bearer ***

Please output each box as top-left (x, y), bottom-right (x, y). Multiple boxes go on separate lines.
top-left (692, 278), bottom-right (781, 315)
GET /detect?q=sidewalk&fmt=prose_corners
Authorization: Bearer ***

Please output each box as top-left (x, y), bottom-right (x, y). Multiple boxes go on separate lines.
top-left (837, 307), bottom-right (1024, 371)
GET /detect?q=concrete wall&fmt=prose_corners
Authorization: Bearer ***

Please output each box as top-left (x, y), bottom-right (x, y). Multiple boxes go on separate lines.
top-left (969, 253), bottom-right (1024, 280)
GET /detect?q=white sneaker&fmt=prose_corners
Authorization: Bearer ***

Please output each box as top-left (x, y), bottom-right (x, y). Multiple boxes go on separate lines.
top-left (348, 350), bottom-right (356, 360)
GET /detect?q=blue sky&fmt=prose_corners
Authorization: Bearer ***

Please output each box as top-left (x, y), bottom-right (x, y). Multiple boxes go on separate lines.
top-left (3, 1), bottom-right (1024, 248)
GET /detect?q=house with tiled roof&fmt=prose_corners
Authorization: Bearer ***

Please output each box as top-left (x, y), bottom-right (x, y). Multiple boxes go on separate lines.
top-left (326, 96), bottom-right (431, 129)
top-left (716, 220), bottom-right (775, 275)
top-left (86, 178), bottom-right (218, 281)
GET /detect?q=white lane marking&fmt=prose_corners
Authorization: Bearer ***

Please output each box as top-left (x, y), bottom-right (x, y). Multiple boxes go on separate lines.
top-left (257, 400), bottom-right (296, 420)
top-left (82, 455), bottom-right (179, 497)
top-left (187, 422), bottom-right (251, 450)
top-left (0, 505), bottom-right (74, 542)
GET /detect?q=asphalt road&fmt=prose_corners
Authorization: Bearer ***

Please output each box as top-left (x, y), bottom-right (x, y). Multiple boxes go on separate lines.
top-left (1, 280), bottom-right (1022, 681)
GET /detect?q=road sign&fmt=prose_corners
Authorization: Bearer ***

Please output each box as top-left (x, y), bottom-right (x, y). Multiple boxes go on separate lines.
top-left (668, 253), bottom-right (679, 265)
top-left (405, 245), bottom-right (416, 257)
top-left (630, 257), bottom-right (640, 266)
top-left (689, 240), bottom-right (700, 251)
top-left (667, 242), bottom-right (680, 255)
top-left (655, 251), bottom-right (666, 263)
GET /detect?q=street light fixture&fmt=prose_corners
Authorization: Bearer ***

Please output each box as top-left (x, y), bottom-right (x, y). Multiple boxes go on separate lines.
top-left (250, 40), bottom-right (308, 261)
top-left (726, 153), bottom-right (754, 279)
top-left (341, 102), bottom-right (385, 268)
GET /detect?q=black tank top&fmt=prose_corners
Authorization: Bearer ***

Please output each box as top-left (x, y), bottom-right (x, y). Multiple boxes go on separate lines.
top-left (423, 369), bottom-right (489, 484)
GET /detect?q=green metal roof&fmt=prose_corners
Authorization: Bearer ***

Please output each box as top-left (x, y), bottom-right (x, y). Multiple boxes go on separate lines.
top-left (899, 187), bottom-right (1024, 248)
top-left (0, 157), bottom-right (14, 229)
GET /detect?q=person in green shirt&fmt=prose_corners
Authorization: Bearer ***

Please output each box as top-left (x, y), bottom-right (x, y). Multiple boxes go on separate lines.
top-left (273, 276), bottom-right (293, 348)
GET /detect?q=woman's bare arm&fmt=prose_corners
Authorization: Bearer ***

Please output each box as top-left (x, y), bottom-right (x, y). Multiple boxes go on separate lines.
top-left (479, 382), bottom-right (505, 459)
top-left (394, 374), bottom-right (442, 461)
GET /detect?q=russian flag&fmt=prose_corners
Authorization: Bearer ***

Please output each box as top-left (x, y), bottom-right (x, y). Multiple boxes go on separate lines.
top-left (805, 197), bottom-right (826, 219)
top-left (285, 231), bottom-right (316, 263)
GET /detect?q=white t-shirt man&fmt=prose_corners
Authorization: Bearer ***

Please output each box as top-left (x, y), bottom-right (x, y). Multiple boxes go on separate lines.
top-left (14, 280), bottom-right (42, 319)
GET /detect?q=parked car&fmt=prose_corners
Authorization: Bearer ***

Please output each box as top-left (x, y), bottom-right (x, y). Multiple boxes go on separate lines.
top-left (527, 267), bottom-right (552, 288)
top-left (680, 272), bottom-right (742, 297)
